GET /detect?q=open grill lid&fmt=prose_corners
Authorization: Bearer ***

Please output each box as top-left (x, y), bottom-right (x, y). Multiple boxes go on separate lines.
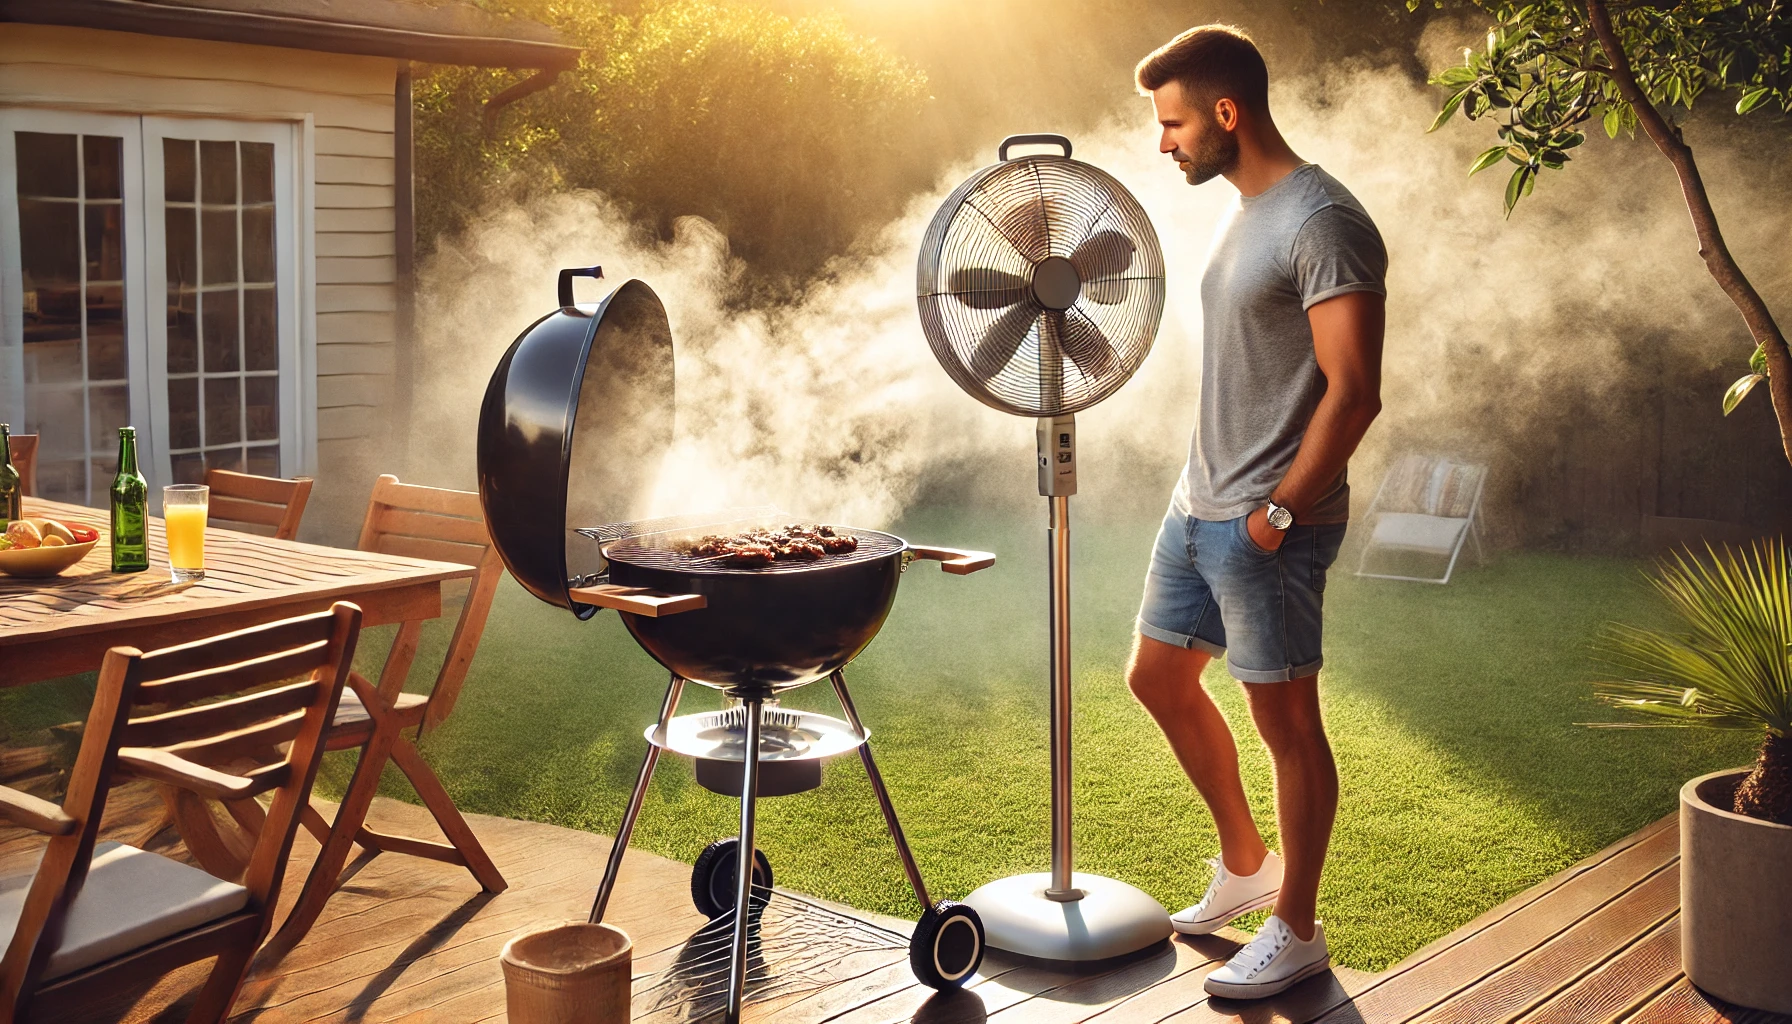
top-left (476, 267), bottom-right (676, 618)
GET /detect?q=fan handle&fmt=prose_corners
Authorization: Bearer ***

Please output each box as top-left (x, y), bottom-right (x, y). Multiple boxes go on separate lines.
top-left (999, 134), bottom-right (1072, 162)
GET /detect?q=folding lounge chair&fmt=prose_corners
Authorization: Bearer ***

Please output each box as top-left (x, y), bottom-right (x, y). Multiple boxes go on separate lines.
top-left (1355, 455), bottom-right (1488, 584)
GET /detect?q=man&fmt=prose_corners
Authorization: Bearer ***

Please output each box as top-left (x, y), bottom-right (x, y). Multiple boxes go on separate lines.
top-left (1129, 25), bottom-right (1386, 1000)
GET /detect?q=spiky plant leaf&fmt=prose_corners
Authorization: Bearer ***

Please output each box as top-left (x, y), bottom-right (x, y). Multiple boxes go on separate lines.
top-left (1592, 540), bottom-right (1792, 735)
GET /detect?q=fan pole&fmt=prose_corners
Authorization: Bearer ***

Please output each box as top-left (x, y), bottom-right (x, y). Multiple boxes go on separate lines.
top-left (1044, 438), bottom-right (1080, 901)
top-left (961, 413), bottom-right (1171, 962)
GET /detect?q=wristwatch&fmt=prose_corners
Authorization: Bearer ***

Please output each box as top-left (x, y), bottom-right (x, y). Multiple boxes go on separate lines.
top-left (1265, 499), bottom-right (1294, 531)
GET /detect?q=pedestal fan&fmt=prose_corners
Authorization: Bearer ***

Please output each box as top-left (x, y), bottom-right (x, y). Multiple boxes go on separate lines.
top-left (916, 133), bottom-right (1171, 961)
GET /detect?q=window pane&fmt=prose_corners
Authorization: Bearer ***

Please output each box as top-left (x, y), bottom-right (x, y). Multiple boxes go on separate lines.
top-left (89, 385), bottom-right (128, 449)
top-left (37, 460), bottom-right (84, 504)
top-left (88, 282), bottom-right (126, 380)
top-left (85, 203), bottom-right (123, 281)
top-left (24, 340), bottom-right (82, 386)
top-left (26, 388), bottom-right (82, 452)
top-left (243, 288), bottom-right (277, 371)
top-left (201, 208), bottom-right (237, 285)
top-left (17, 133), bottom-right (77, 198)
top-left (242, 205), bottom-right (274, 283)
top-left (168, 288), bottom-right (198, 374)
top-left (171, 451), bottom-right (206, 484)
top-left (245, 376), bottom-right (278, 441)
top-left (168, 376), bottom-right (200, 449)
top-left (241, 142), bottom-right (273, 205)
top-left (18, 199), bottom-right (79, 288)
top-left (201, 289), bottom-right (239, 372)
top-left (204, 448), bottom-right (243, 474)
top-left (200, 140), bottom-right (236, 205)
top-left (246, 445), bottom-right (279, 478)
top-left (83, 136), bottom-right (122, 200)
top-left (164, 138), bottom-right (196, 203)
top-left (204, 377), bottom-right (241, 445)
top-left (165, 206), bottom-right (196, 289)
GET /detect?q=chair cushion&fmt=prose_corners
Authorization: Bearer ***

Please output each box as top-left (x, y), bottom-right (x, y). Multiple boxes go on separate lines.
top-left (332, 689), bottom-right (428, 727)
top-left (1371, 512), bottom-right (1470, 556)
top-left (0, 841), bottom-right (248, 979)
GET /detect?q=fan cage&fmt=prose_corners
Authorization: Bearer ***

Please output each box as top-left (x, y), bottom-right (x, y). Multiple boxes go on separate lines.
top-left (917, 155), bottom-right (1166, 417)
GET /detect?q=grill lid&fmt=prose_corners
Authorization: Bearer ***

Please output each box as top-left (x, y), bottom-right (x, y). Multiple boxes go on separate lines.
top-left (477, 268), bottom-right (676, 618)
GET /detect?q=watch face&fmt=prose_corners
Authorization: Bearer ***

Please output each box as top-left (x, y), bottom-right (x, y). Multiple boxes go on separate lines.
top-left (1267, 505), bottom-right (1294, 530)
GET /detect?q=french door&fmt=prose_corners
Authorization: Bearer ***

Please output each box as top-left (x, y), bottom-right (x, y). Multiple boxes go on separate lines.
top-left (1, 109), bottom-right (301, 506)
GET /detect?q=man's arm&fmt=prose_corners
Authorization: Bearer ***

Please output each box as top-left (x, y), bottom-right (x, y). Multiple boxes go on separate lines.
top-left (1247, 290), bottom-right (1384, 550)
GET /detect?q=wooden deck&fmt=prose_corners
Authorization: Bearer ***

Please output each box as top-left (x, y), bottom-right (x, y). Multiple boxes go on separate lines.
top-left (3, 782), bottom-right (1786, 1024)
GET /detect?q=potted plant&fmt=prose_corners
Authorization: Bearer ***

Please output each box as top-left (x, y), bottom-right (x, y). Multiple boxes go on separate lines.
top-left (1594, 539), bottom-right (1791, 1014)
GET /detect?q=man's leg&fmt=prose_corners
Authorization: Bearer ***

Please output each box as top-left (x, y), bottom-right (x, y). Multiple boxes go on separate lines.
top-left (1242, 674), bottom-right (1337, 941)
top-left (1126, 633), bottom-right (1270, 875)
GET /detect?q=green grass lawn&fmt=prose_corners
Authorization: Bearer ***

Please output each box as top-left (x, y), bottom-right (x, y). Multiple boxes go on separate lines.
top-left (2, 507), bottom-right (1759, 973)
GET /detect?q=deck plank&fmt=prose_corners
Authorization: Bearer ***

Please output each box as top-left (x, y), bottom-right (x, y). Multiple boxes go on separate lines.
top-left (1313, 822), bottom-right (1681, 1024)
top-left (7, 786), bottom-right (1783, 1024)
top-left (1512, 916), bottom-right (1681, 1024)
top-left (1413, 864), bottom-right (1680, 1024)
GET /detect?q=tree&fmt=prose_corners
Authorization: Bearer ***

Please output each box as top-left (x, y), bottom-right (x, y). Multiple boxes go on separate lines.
top-left (414, 0), bottom-right (932, 289)
top-left (1411, 0), bottom-right (1792, 466)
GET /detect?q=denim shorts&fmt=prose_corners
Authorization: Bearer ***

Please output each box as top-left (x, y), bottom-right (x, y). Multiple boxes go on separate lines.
top-left (1137, 503), bottom-right (1348, 683)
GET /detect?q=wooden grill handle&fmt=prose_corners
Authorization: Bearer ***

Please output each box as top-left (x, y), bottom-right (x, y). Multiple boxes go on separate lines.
top-left (907, 546), bottom-right (996, 575)
top-left (569, 584), bottom-right (706, 617)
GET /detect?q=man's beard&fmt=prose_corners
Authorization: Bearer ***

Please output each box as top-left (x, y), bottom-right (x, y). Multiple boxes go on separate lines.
top-left (1176, 126), bottom-right (1239, 185)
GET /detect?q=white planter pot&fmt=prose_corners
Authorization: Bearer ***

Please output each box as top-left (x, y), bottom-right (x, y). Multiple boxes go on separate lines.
top-left (1680, 767), bottom-right (1792, 1014)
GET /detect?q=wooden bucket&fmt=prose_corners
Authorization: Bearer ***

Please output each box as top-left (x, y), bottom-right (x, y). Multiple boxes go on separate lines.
top-left (500, 921), bottom-right (632, 1023)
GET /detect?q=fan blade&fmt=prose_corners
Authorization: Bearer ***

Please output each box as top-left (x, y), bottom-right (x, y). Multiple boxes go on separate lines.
top-left (1060, 307), bottom-right (1120, 380)
top-left (969, 302), bottom-right (1042, 382)
top-left (1082, 277), bottom-right (1128, 305)
top-left (947, 267), bottom-right (1030, 310)
top-left (1070, 229), bottom-right (1136, 282)
top-left (1038, 311), bottom-right (1066, 411)
top-left (969, 191), bottom-right (1052, 263)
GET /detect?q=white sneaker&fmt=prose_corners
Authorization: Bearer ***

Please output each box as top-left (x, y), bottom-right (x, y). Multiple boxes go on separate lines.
top-left (1202, 915), bottom-right (1331, 1000)
top-left (1170, 851), bottom-right (1282, 935)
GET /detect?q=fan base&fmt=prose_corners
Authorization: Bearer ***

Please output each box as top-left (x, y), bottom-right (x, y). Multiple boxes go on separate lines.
top-left (963, 872), bottom-right (1171, 962)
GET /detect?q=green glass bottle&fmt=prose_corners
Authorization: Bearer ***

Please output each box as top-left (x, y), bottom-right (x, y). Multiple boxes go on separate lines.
top-left (0, 423), bottom-right (19, 529)
top-left (110, 427), bottom-right (148, 573)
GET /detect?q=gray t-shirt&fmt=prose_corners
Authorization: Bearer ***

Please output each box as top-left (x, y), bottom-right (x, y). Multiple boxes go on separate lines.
top-left (1175, 163), bottom-right (1386, 525)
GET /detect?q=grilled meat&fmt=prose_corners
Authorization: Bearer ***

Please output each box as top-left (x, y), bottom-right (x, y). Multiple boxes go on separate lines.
top-left (681, 523), bottom-right (859, 565)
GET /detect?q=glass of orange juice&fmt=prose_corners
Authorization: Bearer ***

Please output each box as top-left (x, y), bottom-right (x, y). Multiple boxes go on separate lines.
top-left (163, 484), bottom-right (208, 583)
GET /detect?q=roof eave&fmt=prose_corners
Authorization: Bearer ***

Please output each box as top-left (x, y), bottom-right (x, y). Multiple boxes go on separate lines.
top-left (0, 0), bottom-right (580, 70)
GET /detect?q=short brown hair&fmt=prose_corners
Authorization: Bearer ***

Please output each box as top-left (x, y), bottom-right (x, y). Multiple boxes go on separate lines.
top-left (1135, 25), bottom-right (1269, 114)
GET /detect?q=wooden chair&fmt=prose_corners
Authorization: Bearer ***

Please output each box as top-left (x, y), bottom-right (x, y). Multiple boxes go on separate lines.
top-left (7, 434), bottom-right (35, 497)
top-left (203, 469), bottom-right (313, 541)
top-left (265, 475), bottom-right (508, 954)
top-left (0, 603), bottom-right (360, 1024)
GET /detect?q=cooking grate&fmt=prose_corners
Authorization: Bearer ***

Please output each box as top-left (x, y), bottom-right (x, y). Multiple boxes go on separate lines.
top-left (602, 527), bottom-right (905, 576)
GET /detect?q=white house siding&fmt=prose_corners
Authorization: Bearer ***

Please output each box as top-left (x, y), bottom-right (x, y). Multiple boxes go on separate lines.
top-left (0, 24), bottom-right (399, 540)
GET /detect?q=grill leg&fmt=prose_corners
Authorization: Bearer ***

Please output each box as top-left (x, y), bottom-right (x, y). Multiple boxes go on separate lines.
top-left (590, 673), bottom-right (685, 924)
top-left (726, 696), bottom-right (765, 1024)
top-left (830, 670), bottom-right (931, 910)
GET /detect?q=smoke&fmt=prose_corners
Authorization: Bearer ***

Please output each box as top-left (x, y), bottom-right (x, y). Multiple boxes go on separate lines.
top-left (408, 53), bottom-right (1789, 536)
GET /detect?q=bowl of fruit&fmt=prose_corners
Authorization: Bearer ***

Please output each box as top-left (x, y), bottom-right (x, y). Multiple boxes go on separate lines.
top-left (0, 518), bottom-right (101, 577)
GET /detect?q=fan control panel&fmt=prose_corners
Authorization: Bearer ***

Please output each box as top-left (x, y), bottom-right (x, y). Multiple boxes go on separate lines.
top-left (1036, 414), bottom-right (1077, 497)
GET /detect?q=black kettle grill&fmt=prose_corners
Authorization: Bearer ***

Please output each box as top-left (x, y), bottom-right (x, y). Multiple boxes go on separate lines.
top-left (476, 267), bottom-right (995, 1022)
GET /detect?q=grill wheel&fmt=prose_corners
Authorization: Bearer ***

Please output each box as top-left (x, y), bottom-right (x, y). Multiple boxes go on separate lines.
top-left (910, 899), bottom-right (985, 990)
top-left (690, 838), bottom-right (774, 919)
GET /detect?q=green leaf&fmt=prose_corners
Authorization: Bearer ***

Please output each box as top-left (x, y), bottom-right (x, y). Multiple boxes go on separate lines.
top-left (1603, 106), bottom-right (1622, 138)
top-left (1737, 87), bottom-right (1771, 114)
top-left (1503, 164), bottom-right (1532, 218)
top-left (1468, 145), bottom-right (1507, 175)
top-left (1750, 345), bottom-right (1769, 377)
top-left (1723, 374), bottom-right (1766, 415)
top-left (1436, 65), bottom-right (1478, 88)
top-left (1429, 89), bottom-right (1468, 133)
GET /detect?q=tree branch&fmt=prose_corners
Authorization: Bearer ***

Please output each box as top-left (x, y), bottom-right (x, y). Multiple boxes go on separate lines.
top-left (1584, 0), bottom-right (1792, 466)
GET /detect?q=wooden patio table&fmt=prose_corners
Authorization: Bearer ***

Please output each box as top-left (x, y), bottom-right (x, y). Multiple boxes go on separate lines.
top-left (1, 497), bottom-right (473, 687)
